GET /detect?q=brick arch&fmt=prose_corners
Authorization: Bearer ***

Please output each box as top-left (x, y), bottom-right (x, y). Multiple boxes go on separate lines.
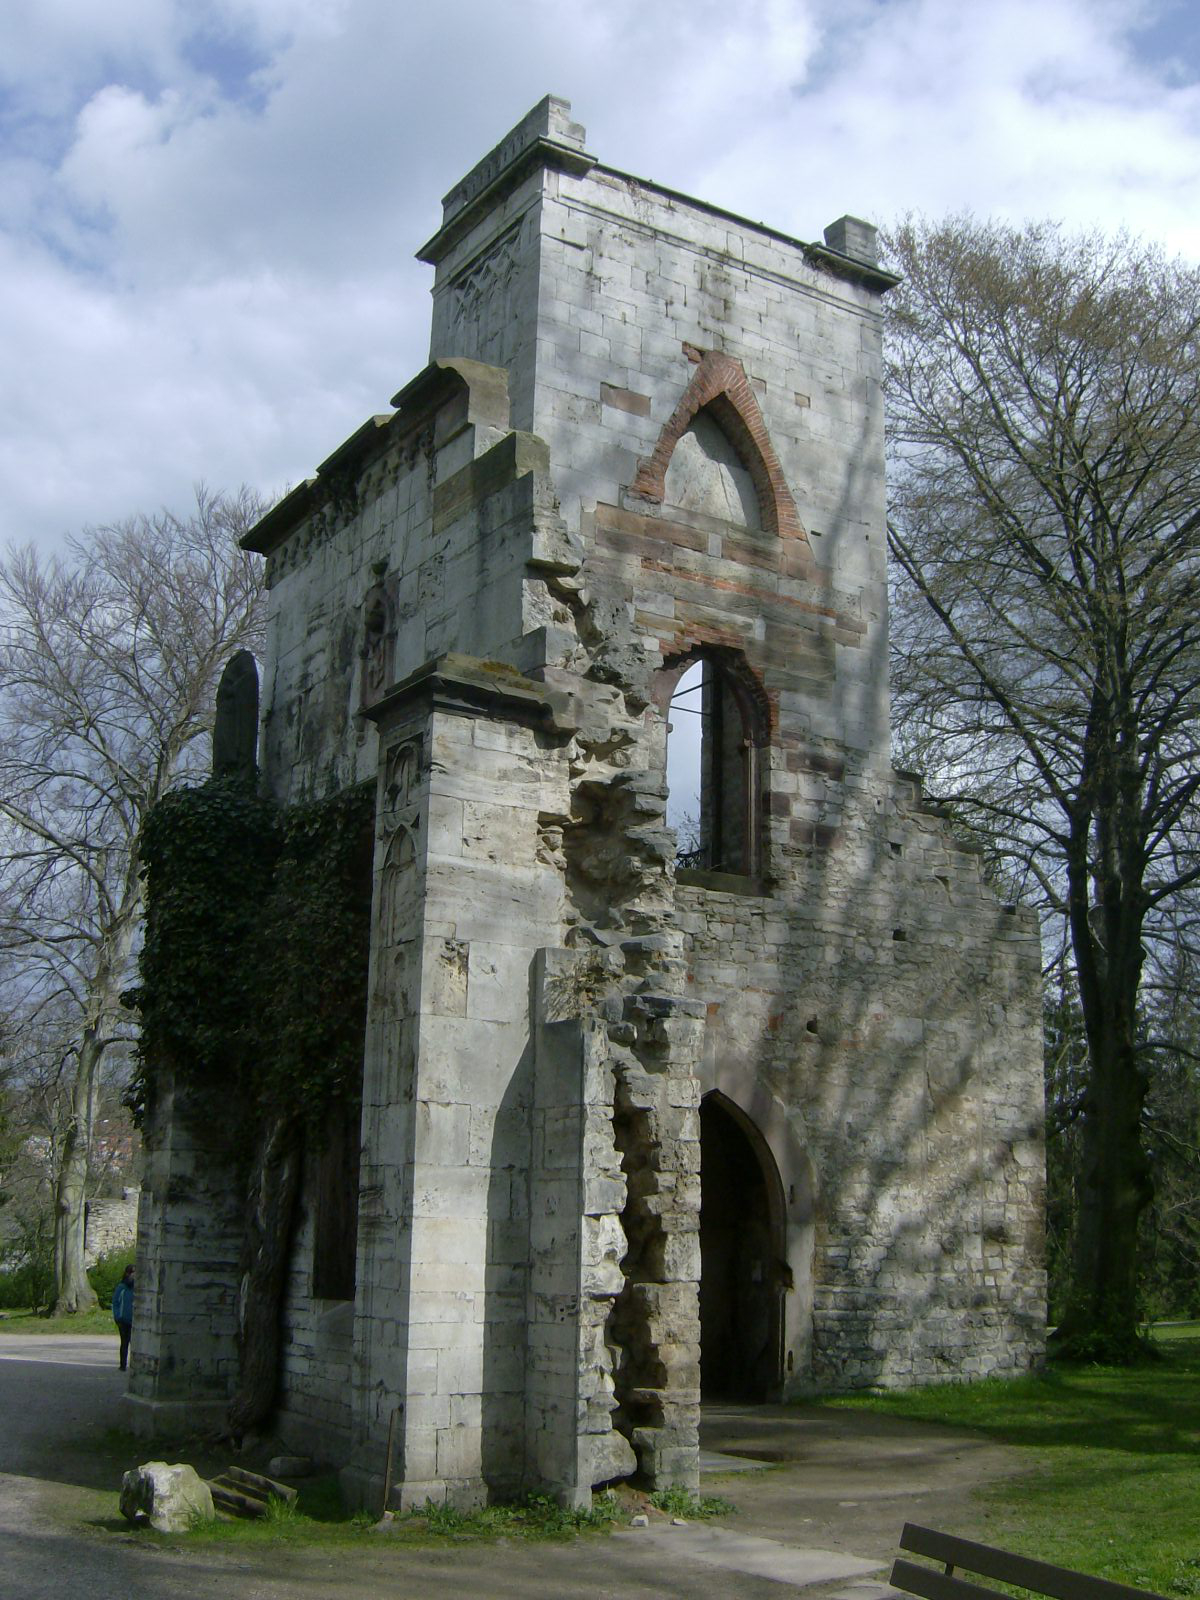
top-left (631, 350), bottom-right (806, 541)
top-left (659, 643), bottom-right (774, 741)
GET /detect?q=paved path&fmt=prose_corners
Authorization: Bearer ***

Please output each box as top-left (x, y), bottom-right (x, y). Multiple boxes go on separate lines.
top-left (0, 1334), bottom-right (1022, 1598)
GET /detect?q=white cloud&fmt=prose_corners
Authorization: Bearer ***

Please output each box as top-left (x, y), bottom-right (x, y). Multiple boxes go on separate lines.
top-left (1, 0), bottom-right (1198, 548)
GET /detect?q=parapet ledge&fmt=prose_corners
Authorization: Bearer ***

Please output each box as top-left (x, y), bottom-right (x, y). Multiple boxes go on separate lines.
top-left (804, 240), bottom-right (900, 296)
top-left (391, 356), bottom-right (510, 434)
top-left (242, 358), bottom-right (511, 556)
top-left (418, 94), bottom-right (596, 265)
top-left (364, 650), bottom-right (578, 737)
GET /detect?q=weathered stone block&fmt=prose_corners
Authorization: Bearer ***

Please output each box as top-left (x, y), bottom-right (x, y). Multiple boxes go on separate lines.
top-left (119, 1462), bottom-right (214, 1533)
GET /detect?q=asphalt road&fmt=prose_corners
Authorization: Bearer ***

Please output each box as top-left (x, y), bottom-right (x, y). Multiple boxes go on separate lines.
top-left (0, 1334), bottom-right (1017, 1599)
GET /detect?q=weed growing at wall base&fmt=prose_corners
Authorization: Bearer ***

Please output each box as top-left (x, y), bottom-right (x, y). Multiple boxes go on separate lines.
top-left (181, 1485), bottom-right (645, 1547)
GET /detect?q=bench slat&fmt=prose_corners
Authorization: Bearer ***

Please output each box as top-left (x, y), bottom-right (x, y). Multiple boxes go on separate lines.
top-left (898, 1523), bottom-right (1168, 1600)
top-left (891, 1557), bottom-right (1013, 1600)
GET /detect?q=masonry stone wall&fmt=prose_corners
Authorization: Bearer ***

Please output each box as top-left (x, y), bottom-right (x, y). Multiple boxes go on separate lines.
top-left (130, 96), bottom-right (1045, 1508)
top-left (128, 1075), bottom-right (243, 1436)
top-left (84, 1188), bottom-right (140, 1268)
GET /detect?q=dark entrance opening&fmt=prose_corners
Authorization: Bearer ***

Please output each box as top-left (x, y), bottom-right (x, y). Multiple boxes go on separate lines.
top-left (699, 1091), bottom-right (784, 1401)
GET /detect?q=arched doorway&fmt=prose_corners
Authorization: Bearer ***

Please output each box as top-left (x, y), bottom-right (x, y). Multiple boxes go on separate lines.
top-left (699, 1091), bottom-right (786, 1401)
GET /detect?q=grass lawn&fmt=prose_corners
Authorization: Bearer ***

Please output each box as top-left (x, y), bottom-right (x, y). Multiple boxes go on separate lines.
top-left (826, 1323), bottom-right (1200, 1597)
top-left (0, 1306), bottom-right (117, 1336)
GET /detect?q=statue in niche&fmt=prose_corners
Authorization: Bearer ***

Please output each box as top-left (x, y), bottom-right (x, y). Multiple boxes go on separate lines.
top-left (360, 565), bottom-right (399, 708)
top-left (211, 651), bottom-right (259, 778)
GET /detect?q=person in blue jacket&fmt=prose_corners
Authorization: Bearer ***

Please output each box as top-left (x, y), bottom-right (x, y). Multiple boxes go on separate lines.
top-left (112, 1265), bottom-right (134, 1371)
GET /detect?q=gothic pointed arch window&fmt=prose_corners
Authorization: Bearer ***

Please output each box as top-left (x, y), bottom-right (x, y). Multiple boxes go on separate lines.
top-left (663, 648), bottom-right (768, 880)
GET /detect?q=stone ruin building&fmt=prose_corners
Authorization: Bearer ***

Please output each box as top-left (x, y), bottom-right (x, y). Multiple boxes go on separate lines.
top-left (129, 98), bottom-right (1046, 1511)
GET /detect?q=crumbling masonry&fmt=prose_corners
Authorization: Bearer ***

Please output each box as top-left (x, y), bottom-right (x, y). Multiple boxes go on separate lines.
top-left (129, 99), bottom-right (1046, 1509)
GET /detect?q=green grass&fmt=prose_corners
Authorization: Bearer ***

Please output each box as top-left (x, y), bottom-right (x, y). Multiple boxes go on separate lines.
top-left (182, 1485), bottom-right (627, 1548)
top-left (824, 1322), bottom-right (1200, 1596)
top-left (0, 1306), bottom-right (117, 1336)
top-left (176, 1483), bottom-right (739, 1549)
top-left (66, 1417), bottom-right (732, 1552)
top-left (181, 1474), bottom-right (377, 1547)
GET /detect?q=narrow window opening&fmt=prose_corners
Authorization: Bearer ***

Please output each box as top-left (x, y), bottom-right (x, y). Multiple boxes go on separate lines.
top-left (312, 1093), bottom-right (361, 1301)
top-left (667, 660), bottom-right (705, 867)
top-left (665, 652), bottom-right (761, 876)
top-left (311, 803), bottom-right (372, 1302)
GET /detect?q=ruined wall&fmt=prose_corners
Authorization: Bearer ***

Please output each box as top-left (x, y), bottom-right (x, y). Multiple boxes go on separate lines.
top-left (424, 101), bottom-right (890, 766)
top-left (251, 362), bottom-right (546, 803)
top-left (420, 98), bottom-right (1043, 1391)
top-left (678, 788), bottom-right (1044, 1390)
top-left (131, 96), bottom-right (1044, 1503)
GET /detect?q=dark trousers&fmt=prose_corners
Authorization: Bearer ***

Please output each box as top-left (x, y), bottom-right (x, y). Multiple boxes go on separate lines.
top-left (116, 1319), bottom-right (132, 1371)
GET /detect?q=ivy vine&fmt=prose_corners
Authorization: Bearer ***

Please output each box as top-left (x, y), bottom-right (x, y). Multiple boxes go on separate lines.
top-left (128, 775), bottom-right (374, 1147)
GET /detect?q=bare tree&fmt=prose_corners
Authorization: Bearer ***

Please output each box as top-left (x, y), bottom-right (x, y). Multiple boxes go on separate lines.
top-left (0, 488), bottom-right (265, 1312)
top-left (885, 219), bottom-right (1200, 1359)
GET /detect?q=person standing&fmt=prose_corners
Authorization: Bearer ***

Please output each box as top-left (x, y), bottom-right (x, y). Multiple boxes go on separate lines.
top-left (112, 1265), bottom-right (134, 1372)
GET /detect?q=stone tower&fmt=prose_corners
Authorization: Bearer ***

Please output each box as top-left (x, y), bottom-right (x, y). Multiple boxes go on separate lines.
top-left (129, 98), bottom-right (1045, 1511)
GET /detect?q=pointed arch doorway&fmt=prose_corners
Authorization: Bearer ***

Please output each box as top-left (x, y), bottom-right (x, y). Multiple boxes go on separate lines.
top-left (699, 1090), bottom-right (787, 1401)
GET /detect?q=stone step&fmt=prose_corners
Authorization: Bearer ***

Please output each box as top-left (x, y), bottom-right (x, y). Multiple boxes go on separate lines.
top-left (226, 1465), bottom-right (298, 1504)
top-left (206, 1465), bottom-right (298, 1520)
top-left (208, 1478), bottom-right (267, 1519)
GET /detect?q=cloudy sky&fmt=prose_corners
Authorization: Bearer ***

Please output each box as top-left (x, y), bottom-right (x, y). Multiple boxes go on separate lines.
top-left (3, 0), bottom-right (1199, 550)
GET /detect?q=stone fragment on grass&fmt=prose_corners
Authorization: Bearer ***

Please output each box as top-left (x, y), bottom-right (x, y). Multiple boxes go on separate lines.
top-left (120, 1461), bottom-right (215, 1532)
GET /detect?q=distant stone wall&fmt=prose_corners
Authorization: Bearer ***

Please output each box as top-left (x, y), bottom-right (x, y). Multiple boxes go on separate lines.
top-left (84, 1188), bottom-right (140, 1268)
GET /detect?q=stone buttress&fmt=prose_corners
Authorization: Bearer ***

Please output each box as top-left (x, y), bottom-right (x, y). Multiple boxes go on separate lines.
top-left (128, 98), bottom-right (1045, 1509)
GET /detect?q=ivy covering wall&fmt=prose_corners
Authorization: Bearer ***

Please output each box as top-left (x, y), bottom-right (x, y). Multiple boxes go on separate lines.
top-left (127, 774), bottom-right (374, 1433)
top-left (130, 776), bottom-right (373, 1134)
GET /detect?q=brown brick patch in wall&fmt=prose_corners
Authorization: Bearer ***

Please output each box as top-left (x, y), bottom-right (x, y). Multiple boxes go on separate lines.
top-left (595, 503), bottom-right (707, 555)
top-left (601, 383), bottom-right (652, 417)
top-left (639, 563), bottom-right (855, 634)
top-left (781, 546), bottom-right (821, 583)
top-left (602, 527), bottom-right (678, 565)
top-left (789, 821), bottom-right (843, 849)
top-left (785, 750), bottom-right (847, 782)
top-left (661, 621), bottom-right (754, 658)
top-left (719, 531), bottom-right (782, 573)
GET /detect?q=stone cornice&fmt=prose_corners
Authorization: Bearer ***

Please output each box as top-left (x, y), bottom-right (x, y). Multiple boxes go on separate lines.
top-left (364, 652), bottom-right (573, 735)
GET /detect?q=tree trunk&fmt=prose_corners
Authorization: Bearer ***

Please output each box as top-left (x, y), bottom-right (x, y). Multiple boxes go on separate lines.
top-left (1054, 825), bottom-right (1152, 1360)
top-left (1059, 1026), bottom-right (1152, 1359)
top-left (51, 1029), bottom-right (102, 1315)
top-left (227, 1109), bottom-right (304, 1438)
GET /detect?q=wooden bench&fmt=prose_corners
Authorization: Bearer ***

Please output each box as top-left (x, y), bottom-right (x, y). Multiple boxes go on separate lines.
top-left (890, 1522), bottom-right (1169, 1600)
